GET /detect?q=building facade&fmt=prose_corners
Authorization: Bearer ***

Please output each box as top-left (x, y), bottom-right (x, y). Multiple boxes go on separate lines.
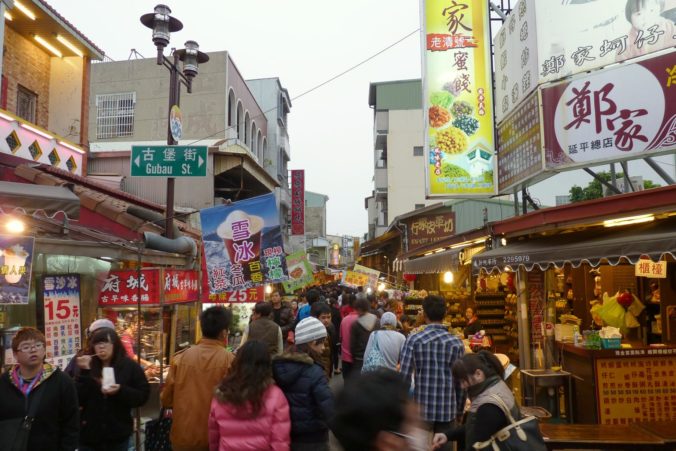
top-left (365, 79), bottom-right (433, 240)
top-left (87, 51), bottom-right (279, 230)
top-left (0, 0), bottom-right (104, 175)
top-left (245, 78), bottom-right (292, 249)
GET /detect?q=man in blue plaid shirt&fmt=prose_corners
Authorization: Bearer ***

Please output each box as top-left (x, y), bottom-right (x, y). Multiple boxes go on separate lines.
top-left (400, 295), bottom-right (465, 450)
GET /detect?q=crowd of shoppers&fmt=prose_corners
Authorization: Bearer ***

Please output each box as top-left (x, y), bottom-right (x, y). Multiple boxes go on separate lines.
top-left (1, 282), bottom-right (525, 451)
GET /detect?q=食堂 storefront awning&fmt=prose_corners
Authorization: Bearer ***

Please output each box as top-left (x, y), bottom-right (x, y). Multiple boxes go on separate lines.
top-left (0, 181), bottom-right (80, 219)
top-left (473, 217), bottom-right (676, 273)
top-left (404, 249), bottom-right (461, 274)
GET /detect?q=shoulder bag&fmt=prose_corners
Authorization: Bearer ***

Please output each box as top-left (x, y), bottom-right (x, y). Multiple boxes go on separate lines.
top-left (144, 408), bottom-right (173, 451)
top-left (0, 381), bottom-right (46, 451)
top-left (362, 331), bottom-right (387, 372)
top-left (472, 394), bottom-right (547, 451)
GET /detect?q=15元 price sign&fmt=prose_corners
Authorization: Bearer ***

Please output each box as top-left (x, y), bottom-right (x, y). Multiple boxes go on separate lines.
top-left (131, 145), bottom-right (207, 177)
top-left (43, 274), bottom-right (82, 370)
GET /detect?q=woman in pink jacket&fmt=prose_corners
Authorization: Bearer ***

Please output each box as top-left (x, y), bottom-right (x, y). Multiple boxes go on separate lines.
top-left (209, 340), bottom-right (291, 451)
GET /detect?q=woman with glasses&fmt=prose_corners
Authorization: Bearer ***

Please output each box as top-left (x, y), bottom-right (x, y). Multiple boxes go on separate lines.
top-left (75, 327), bottom-right (149, 451)
top-left (0, 327), bottom-right (79, 451)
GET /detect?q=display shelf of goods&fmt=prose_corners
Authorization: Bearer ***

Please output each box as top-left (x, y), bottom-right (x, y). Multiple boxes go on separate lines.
top-left (477, 308), bottom-right (505, 316)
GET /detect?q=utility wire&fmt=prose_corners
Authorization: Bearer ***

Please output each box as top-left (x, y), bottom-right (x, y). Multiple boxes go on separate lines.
top-left (186, 28), bottom-right (421, 146)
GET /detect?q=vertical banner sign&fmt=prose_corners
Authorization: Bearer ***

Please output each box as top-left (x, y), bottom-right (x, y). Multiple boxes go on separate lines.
top-left (0, 235), bottom-right (34, 305)
top-left (282, 250), bottom-right (314, 294)
top-left (201, 193), bottom-right (288, 294)
top-left (163, 269), bottom-right (200, 304)
top-left (527, 270), bottom-right (544, 344)
top-left (43, 274), bottom-right (81, 370)
top-left (423, 0), bottom-right (496, 197)
top-left (291, 170), bottom-right (305, 235)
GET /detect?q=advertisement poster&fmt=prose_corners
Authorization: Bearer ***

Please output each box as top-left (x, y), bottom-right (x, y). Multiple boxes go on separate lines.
top-left (423, 0), bottom-right (496, 197)
top-left (535, 0), bottom-right (676, 84)
top-left (98, 269), bottom-right (160, 306)
top-left (497, 91), bottom-right (543, 192)
top-left (403, 212), bottom-right (456, 252)
top-left (43, 274), bottom-right (81, 370)
top-left (201, 193), bottom-right (288, 294)
top-left (342, 264), bottom-right (380, 290)
top-left (494, 0), bottom-right (539, 123)
top-left (542, 52), bottom-right (676, 171)
top-left (164, 269), bottom-right (200, 304)
top-left (291, 170), bottom-right (305, 236)
top-left (282, 250), bottom-right (314, 294)
top-left (207, 287), bottom-right (265, 304)
top-left (0, 235), bottom-right (34, 305)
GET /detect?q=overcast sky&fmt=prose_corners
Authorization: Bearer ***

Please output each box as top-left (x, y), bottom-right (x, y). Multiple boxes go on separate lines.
top-left (50, 0), bottom-right (675, 238)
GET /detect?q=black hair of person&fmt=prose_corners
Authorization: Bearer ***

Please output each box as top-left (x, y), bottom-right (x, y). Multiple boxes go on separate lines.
top-left (451, 350), bottom-right (505, 383)
top-left (88, 327), bottom-right (127, 379)
top-left (254, 301), bottom-right (273, 317)
top-left (200, 306), bottom-right (233, 339)
top-left (311, 301), bottom-right (332, 318)
top-left (354, 298), bottom-right (370, 313)
top-left (422, 295), bottom-right (446, 322)
top-left (306, 289), bottom-right (320, 305)
top-left (331, 368), bottom-right (410, 451)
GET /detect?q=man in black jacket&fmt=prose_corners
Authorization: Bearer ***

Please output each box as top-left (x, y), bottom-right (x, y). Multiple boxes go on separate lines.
top-left (0, 327), bottom-right (79, 451)
top-left (270, 290), bottom-right (294, 343)
top-left (350, 298), bottom-right (379, 374)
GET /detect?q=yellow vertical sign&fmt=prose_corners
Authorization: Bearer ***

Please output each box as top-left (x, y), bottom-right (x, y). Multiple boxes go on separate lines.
top-left (423, 0), bottom-right (496, 197)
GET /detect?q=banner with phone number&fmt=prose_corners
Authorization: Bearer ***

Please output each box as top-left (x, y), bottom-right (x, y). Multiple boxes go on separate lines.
top-left (43, 274), bottom-right (82, 370)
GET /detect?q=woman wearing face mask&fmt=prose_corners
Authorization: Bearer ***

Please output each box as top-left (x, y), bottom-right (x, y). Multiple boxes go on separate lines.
top-left (273, 317), bottom-right (334, 451)
top-left (76, 327), bottom-right (150, 451)
top-left (432, 350), bottom-right (517, 451)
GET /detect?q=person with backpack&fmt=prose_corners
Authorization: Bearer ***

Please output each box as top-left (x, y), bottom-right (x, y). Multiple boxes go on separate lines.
top-left (349, 297), bottom-right (379, 374)
top-left (362, 312), bottom-right (406, 372)
top-left (273, 317), bottom-right (334, 451)
top-left (208, 340), bottom-right (290, 450)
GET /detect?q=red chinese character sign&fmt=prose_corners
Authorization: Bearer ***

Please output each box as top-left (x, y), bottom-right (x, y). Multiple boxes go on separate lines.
top-left (542, 52), bottom-right (676, 171)
top-left (291, 170), bottom-right (305, 236)
top-left (423, 0), bottom-right (496, 197)
top-left (43, 274), bottom-right (81, 370)
top-left (635, 259), bottom-right (667, 279)
top-left (97, 269), bottom-right (160, 306)
top-left (200, 193), bottom-right (288, 294)
top-left (164, 269), bottom-right (200, 303)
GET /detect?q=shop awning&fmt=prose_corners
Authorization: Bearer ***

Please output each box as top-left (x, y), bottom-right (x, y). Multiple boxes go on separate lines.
top-left (0, 181), bottom-right (80, 219)
top-left (473, 217), bottom-right (676, 272)
top-left (404, 249), bottom-right (460, 274)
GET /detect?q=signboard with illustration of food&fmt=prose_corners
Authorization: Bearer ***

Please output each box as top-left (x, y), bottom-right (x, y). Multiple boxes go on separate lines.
top-left (423, 0), bottom-right (496, 197)
top-left (282, 250), bottom-right (314, 294)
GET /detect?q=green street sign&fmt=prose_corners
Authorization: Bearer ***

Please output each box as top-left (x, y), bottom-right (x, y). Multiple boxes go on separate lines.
top-left (131, 145), bottom-right (207, 177)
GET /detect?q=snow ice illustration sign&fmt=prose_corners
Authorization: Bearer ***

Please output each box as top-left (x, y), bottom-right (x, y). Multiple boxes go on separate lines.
top-left (200, 193), bottom-right (288, 294)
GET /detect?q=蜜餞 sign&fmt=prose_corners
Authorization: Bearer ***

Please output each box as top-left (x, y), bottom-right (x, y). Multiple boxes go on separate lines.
top-left (542, 51), bottom-right (676, 171)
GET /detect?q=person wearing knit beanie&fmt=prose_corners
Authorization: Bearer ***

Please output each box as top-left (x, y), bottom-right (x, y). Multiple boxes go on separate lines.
top-left (294, 317), bottom-right (327, 345)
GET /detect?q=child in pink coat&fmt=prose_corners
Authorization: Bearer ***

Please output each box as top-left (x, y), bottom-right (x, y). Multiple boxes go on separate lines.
top-left (208, 340), bottom-right (291, 451)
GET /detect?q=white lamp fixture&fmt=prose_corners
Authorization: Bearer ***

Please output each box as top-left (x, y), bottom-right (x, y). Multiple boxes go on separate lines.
top-left (500, 237), bottom-right (507, 246)
top-left (366, 287), bottom-right (373, 294)
top-left (4, 11), bottom-right (12, 21)
top-left (5, 218), bottom-right (25, 234)
top-left (377, 282), bottom-right (385, 292)
top-left (56, 35), bottom-right (84, 57)
top-left (265, 285), bottom-right (273, 294)
top-left (443, 271), bottom-right (453, 284)
top-left (34, 35), bottom-right (63, 57)
top-left (14, 0), bottom-right (35, 20)
top-left (603, 214), bottom-right (654, 228)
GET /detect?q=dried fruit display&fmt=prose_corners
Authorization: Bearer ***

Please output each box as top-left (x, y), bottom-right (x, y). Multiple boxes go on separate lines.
top-left (435, 127), bottom-right (468, 154)
top-left (429, 105), bottom-right (451, 128)
top-left (452, 115), bottom-right (480, 136)
top-left (451, 100), bottom-right (473, 117)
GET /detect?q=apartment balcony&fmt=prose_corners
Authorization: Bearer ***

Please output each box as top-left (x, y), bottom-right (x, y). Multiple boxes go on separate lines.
top-left (375, 167), bottom-right (388, 191)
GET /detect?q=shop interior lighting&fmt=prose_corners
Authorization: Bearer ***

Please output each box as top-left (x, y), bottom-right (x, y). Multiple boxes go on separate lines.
top-left (4, 218), bottom-right (25, 234)
top-left (377, 283), bottom-right (385, 292)
top-left (34, 35), bottom-right (63, 57)
top-left (603, 214), bottom-right (654, 228)
top-left (500, 237), bottom-right (507, 246)
top-left (264, 284), bottom-right (272, 294)
top-left (443, 271), bottom-right (453, 284)
top-left (366, 287), bottom-right (373, 294)
top-left (433, 248), bottom-right (446, 254)
top-left (14, 1), bottom-right (36, 20)
top-left (4, 11), bottom-right (12, 21)
top-left (58, 140), bottom-right (86, 155)
top-left (20, 122), bottom-right (54, 140)
top-left (56, 35), bottom-right (84, 57)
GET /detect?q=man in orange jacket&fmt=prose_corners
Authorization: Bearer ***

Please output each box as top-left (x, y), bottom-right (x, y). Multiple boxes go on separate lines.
top-left (161, 306), bottom-right (234, 451)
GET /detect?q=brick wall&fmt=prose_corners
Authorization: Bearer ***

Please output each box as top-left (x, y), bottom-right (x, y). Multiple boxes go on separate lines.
top-left (2, 26), bottom-right (51, 128)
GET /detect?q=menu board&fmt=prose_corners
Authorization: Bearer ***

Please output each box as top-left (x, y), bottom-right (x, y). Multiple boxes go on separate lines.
top-left (596, 354), bottom-right (676, 425)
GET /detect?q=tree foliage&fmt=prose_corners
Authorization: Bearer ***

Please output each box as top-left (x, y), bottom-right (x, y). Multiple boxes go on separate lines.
top-left (568, 172), bottom-right (660, 203)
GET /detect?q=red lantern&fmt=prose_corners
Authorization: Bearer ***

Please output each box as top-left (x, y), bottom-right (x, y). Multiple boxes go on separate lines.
top-left (617, 291), bottom-right (633, 309)
top-left (403, 273), bottom-right (417, 282)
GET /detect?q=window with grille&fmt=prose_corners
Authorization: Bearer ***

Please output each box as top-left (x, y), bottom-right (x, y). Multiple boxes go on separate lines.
top-left (96, 92), bottom-right (136, 139)
top-left (16, 85), bottom-right (37, 123)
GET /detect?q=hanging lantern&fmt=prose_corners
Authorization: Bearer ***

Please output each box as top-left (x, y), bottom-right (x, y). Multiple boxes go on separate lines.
top-left (403, 273), bottom-right (417, 282)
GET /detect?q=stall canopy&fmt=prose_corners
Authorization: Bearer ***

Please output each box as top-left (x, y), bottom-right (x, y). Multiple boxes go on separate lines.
top-left (404, 249), bottom-right (461, 274)
top-left (0, 180), bottom-right (80, 219)
top-left (473, 217), bottom-right (676, 272)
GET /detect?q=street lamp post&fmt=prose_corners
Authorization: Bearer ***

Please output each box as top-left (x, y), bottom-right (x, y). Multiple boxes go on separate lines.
top-left (141, 5), bottom-right (209, 238)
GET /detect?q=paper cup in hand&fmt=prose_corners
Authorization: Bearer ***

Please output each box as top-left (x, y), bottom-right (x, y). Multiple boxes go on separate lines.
top-left (102, 367), bottom-right (116, 389)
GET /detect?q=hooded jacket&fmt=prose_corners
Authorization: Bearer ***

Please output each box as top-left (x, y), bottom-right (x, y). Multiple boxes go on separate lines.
top-left (350, 312), bottom-right (379, 361)
top-left (272, 351), bottom-right (334, 444)
top-left (208, 383), bottom-right (291, 451)
top-left (0, 363), bottom-right (79, 451)
top-left (76, 356), bottom-right (150, 446)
